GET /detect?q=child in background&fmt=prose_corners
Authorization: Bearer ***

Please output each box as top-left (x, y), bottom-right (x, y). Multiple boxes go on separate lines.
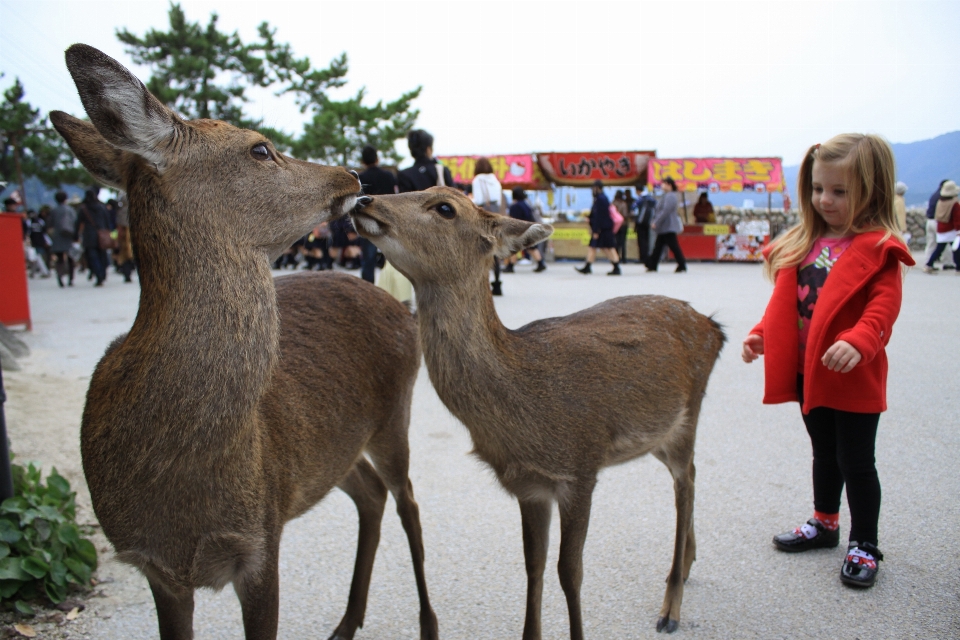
top-left (741, 134), bottom-right (914, 588)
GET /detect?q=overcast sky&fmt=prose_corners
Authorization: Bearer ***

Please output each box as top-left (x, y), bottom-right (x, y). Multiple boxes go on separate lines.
top-left (2, 0), bottom-right (959, 168)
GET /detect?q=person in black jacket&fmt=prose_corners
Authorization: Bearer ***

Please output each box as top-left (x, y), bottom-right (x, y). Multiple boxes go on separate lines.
top-left (77, 186), bottom-right (111, 286)
top-left (635, 187), bottom-right (656, 264)
top-left (397, 130), bottom-right (454, 193)
top-left (358, 145), bottom-right (398, 283)
top-left (576, 180), bottom-right (621, 275)
top-left (504, 187), bottom-right (546, 273)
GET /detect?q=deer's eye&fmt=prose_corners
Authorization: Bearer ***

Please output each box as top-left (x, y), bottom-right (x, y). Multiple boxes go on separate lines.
top-left (433, 202), bottom-right (456, 219)
top-left (251, 143), bottom-right (271, 161)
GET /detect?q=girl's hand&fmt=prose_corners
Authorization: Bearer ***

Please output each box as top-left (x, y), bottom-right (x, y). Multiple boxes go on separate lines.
top-left (821, 340), bottom-right (862, 373)
top-left (741, 334), bottom-right (764, 363)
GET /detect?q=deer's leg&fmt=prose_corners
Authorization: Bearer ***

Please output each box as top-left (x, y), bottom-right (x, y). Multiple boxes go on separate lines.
top-left (655, 455), bottom-right (695, 634)
top-left (682, 460), bottom-right (697, 581)
top-left (234, 534), bottom-right (282, 640)
top-left (148, 579), bottom-right (194, 640)
top-left (367, 436), bottom-right (439, 640)
top-left (329, 458), bottom-right (388, 640)
top-left (519, 497), bottom-right (552, 640)
top-left (557, 481), bottom-right (596, 640)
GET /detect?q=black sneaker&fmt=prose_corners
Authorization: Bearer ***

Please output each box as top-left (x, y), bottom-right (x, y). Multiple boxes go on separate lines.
top-left (840, 542), bottom-right (882, 588)
top-left (773, 518), bottom-right (840, 552)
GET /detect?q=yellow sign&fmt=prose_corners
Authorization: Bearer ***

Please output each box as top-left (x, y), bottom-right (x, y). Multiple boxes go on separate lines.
top-left (702, 224), bottom-right (731, 236)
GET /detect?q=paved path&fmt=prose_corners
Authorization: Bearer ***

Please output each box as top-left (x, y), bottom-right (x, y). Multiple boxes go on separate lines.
top-left (5, 257), bottom-right (958, 638)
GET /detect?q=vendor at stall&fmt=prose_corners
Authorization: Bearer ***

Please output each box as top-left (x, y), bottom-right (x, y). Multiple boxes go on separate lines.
top-left (692, 192), bottom-right (716, 223)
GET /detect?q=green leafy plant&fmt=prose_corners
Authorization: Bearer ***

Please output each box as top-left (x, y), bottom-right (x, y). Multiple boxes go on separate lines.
top-left (0, 463), bottom-right (97, 615)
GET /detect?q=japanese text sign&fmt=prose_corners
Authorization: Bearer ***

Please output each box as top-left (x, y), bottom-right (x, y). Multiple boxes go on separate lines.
top-left (537, 151), bottom-right (656, 187)
top-left (437, 155), bottom-right (547, 189)
top-left (648, 158), bottom-right (783, 193)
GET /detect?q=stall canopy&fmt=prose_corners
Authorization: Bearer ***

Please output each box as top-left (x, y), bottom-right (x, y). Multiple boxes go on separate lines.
top-left (647, 157), bottom-right (784, 193)
top-left (437, 154), bottom-right (549, 190)
top-left (538, 151), bottom-right (656, 187)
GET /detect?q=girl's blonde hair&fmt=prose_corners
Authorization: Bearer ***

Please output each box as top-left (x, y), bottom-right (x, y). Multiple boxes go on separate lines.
top-left (764, 133), bottom-right (905, 280)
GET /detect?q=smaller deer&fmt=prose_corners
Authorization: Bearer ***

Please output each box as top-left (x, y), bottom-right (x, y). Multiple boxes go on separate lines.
top-left (52, 44), bottom-right (437, 640)
top-left (350, 188), bottom-right (726, 637)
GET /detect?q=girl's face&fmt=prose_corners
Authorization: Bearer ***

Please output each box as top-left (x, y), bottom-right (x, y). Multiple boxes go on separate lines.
top-left (811, 160), bottom-right (852, 236)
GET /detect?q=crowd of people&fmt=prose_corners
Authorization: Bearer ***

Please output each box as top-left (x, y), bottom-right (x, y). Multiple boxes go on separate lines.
top-left (6, 186), bottom-right (132, 288)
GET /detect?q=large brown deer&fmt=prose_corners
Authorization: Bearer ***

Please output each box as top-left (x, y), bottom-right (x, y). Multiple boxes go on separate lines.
top-left (51, 44), bottom-right (438, 640)
top-left (350, 188), bottom-right (726, 637)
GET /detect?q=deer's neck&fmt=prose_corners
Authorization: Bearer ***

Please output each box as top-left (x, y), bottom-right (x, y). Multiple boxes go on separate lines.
top-left (118, 199), bottom-right (279, 435)
top-left (415, 268), bottom-right (516, 438)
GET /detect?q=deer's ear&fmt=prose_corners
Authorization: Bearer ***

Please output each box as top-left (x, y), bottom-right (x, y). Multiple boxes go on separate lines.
top-left (64, 43), bottom-right (182, 169)
top-left (489, 217), bottom-right (554, 259)
top-left (50, 111), bottom-right (125, 190)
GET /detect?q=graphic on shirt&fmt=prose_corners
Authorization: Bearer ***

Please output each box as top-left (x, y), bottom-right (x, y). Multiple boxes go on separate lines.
top-left (797, 238), bottom-right (852, 367)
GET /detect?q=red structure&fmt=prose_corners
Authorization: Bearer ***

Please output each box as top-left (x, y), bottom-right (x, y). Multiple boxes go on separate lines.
top-left (0, 213), bottom-right (31, 330)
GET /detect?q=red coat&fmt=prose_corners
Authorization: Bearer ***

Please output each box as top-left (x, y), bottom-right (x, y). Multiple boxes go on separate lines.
top-left (750, 231), bottom-right (914, 414)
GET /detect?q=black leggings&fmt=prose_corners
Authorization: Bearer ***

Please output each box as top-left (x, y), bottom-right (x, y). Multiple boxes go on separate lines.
top-left (798, 376), bottom-right (881, 545)
top-left (645, 232), bottom-right (687, 271)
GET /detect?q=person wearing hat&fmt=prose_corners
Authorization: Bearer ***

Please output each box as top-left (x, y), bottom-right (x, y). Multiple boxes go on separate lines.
top-left (576, 179), bottom-right (621, 275)
top-left (924, 179), bottom-right (955, 269)
top-left (894, 181), bottom-right (909, 243)
top-left (923, 179), bottom-right (960, 274)
top-left (504, 187), bottom-right (546, 273)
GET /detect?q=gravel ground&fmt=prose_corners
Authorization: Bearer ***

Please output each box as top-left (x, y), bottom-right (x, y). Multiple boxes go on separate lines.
top-left (3, 257), bottom-right (958, 639)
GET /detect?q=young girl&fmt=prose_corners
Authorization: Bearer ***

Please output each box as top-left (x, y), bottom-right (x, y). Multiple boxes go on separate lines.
top-left (741, 133), bottom-right (914, 588)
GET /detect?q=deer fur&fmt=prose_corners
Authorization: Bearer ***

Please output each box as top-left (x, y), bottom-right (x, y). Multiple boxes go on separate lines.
top-left (51, 44), bottom-right (437, 640)
top-left (350, 187), bottom-right (726, 637)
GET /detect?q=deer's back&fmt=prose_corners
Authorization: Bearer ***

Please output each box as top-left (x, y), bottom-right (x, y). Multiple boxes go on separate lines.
top-left (431, 295), bottom-right (724, 481)
top-left (261, 271), bottom-right (420, 520)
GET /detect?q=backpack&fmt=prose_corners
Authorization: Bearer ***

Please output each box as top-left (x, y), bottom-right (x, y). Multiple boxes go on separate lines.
top-left (608, 204), bottom-right (624, 233)
top-left (934, 198), bottom-right (956, 223)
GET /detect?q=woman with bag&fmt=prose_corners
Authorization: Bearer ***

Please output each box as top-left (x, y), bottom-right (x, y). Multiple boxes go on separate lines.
top-left (645, 177), bottom-right (688, 273)
top-left (471, 157), bottom-right (509, 292)
top-left (612, 190), bottom-right (630, 262)
top-left (576, 180), bottom-right (622, 275)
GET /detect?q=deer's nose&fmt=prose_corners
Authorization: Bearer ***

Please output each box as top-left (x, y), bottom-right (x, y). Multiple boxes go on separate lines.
top-left (357, 196), bottom-right (373, 207)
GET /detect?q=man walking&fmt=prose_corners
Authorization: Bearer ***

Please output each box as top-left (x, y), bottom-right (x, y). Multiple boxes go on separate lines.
top-left (358, 145), bottom-right (398, 283)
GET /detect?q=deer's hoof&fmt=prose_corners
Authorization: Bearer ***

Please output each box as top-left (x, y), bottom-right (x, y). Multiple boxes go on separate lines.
top-left (656, 616), bottom-right (679, 633)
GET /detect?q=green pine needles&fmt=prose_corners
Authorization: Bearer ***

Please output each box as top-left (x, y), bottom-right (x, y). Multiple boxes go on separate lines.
top-left (0, 462), bottom-right (97, 615)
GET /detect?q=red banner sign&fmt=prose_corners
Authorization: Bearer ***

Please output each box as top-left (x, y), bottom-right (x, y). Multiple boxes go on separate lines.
top-left (437, 155), bottom-right (548, 190)
top-left (648, 158), bottom-right (784, 193)
top-left (537, 151), bottom-right (656, 187)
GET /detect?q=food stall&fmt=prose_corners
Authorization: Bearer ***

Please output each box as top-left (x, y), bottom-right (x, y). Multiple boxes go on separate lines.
top-left (647, 157), bottom-right (785, 262)
top-left (537, 151), bottom-right (656, 260)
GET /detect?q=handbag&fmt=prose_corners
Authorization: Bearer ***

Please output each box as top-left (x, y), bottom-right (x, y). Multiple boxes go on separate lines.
top-left (97, 229), bottom-right (118, 251)
top-left (608, 204), bottom-right (624, 234)
top-left (82, 205), bottom-right (118, 251)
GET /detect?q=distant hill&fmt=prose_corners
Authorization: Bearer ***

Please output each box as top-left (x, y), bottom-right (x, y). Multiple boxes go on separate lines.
top-left (783, 131), bottom-right (960, 207)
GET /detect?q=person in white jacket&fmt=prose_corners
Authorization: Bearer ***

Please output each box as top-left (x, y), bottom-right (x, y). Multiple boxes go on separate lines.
top-left (471, 158), bottom-right (506, 294)
top-left (471, 157), bottom-right (503, 213)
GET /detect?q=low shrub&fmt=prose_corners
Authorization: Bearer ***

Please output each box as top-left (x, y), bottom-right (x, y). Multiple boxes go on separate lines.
top-left (0, 462), bottom-right (97, 615)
